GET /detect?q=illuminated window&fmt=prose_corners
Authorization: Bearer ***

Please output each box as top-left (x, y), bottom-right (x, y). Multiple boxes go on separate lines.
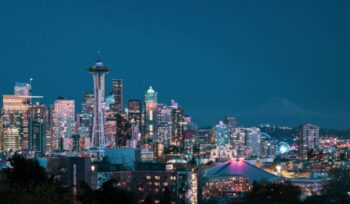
top-left (150, 110), bottom-right (153, 120)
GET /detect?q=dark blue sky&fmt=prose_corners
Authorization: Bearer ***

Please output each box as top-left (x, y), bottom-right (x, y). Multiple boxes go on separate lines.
top-left (1, 0), bottom-right (349, 128)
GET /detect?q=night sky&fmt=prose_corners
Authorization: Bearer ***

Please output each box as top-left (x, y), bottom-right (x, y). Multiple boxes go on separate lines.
top-left (0, 0), bottom-right (349, 128)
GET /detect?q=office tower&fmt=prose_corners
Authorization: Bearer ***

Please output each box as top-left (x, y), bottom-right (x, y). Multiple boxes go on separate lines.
top-left (80, 92), bottom-right (94, 143)
top-left (76, 113), bottom-right (92, 138)
top-left (144, 86), bottom-right (157, 145)
top-left (211, 121), bottom-right (233, 159)
top-left (82, 92), bottom-right (94, 114)
top-left (88, 57), bottom-right (109, 159)
top-left (171, 106), bottom-right (184, 147)
top-left (230, 128), bottom-right (246, 157)
top-left (115, 114), bottom-right (131, 147)
top-left (2, 90), bottom-right (30, 150)
top-left (224, 116), bottom-right (237, 128)
top-left (128, 99), bottom-right (142, 133)
top-left (29, 102), bottom-right (48, 156)
top-left (46, 106), bottom-right (54, 152)
top-left (297, 124), bottom-right (320, 159)
top-left (129, 121), bottom-right (140, 148)
top-left (244, 128), bottom-right (261, 156)
top-left (0, 119), bottom-right (3, 150)
top-left (157, 123), bottom-right (172, 148)
top-left (52, 98), bottom-right (75, 150)
top-left (156, 104), bottom-right (172, 148)
top-left (111, 79), bottom-right (123, 114)
top-left (76, 114), bottom-right (92, 149)
top-left (72, 134), bottom-right (80, 152)
top-left (104, 115), bottom-right (116, 148)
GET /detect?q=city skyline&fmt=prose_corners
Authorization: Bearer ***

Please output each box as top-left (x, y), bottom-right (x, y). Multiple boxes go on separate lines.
top-left (1, 2), bottom-right (350, 203)
top-left (1, 1), bottom-right (350, 128)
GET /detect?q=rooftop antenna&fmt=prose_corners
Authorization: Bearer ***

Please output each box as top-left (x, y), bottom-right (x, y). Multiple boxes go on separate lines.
top-left (95, 50), bottom-right (104, 67)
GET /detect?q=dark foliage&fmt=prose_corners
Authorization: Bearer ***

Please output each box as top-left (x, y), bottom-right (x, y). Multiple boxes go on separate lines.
top-left (0, 154), bottom-right (72, 204)
top-left (306, 168), bottom-right (350, 204)
top-left (77, 179), bottom-right (134, 204)
top-left (242, 181), bottom-right (302, 204)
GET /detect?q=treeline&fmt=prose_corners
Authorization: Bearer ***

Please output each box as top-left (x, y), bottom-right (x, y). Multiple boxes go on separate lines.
top-left (1, 155), bottom-right (349, 204)
top-left (0, 155), bottom-right (135, 204)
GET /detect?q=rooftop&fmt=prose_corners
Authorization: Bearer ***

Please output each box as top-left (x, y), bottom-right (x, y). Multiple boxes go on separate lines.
top-left (204, 159), bottom-right (281, 183)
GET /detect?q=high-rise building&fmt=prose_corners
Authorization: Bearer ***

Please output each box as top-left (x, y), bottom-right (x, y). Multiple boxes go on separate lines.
top-left (82, 92), bottom-right (94, 115)
top-left (2, 93), bottom-right (29, 150)
top-left (76, 113), bottom-right (92, 149)
top-left (115, 114), bottom-right (131, 147)
top-left (245, 128), bottom-right (261, 156)
top-left (210, 121), bottom-right (233, 159)
top-left (88, 57), bottom-right (109, 159)
top-left (29, 102), bottom-right (48, 156)
top-left (297, 124), bottom-right (320, 159)
top-left (111, 79), bottom-right (123, 114)
top-left (156, 104), bottom-right (172, 148)
top-left (128, 99), bottom-right (142, 134)
top-left (52, 98), bottom-right (75, 151)
top-left (0, 119), bottom-right (3, 150)
top-left (171, 106), bottom-right (184, 147)
top-left (144, 86), bottom-right (157, 146)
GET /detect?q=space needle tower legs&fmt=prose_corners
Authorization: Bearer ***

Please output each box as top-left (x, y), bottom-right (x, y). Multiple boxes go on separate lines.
top-left (88, 52), bottom-right (110, 160)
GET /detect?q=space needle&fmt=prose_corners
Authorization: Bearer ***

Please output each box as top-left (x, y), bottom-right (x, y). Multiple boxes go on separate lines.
top-left (88, 51), bottom-right (109, 160)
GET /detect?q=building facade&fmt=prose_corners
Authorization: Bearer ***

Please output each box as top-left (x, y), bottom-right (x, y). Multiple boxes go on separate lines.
top-left (52, 98), bottom-right (75, 151)
top-left (297, 124), bottom-right (320, 159)
top-left (111, 79), bottom-right (123, 114)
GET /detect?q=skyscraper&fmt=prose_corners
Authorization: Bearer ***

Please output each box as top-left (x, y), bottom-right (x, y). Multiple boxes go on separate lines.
top-left (144, 86), bottom-right (157, 146)
top-left (115, 114), bottom-right (131, 147)
top-left (88, 56), bottom-right (109, 159)
top-left (30, 102), bottom-right (48, 156)
top-left (52, 98), bottom-right (75, 151)
top-left (111, 79), bottom-right (123, 114)
top-left (245, 128), bottom-right (261, 156)
top-left (79, 92), bottom-right (94, 141)
top-left (2, 86), bottom-right (30, 150)
top-left (297, 124), bottom-right (320, 159)
top-left (82, 91), bottom-right (94, 115)
top-left (0, 119), bottom-right (3, 150)
top-left (128, 99), bottom-right (142, 134)
top-left (171, 106), bottom-right (184, 147)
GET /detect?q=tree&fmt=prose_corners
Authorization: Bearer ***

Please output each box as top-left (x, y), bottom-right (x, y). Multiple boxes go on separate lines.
top-left (243, 181), bottom-right (302, 204)
top-left (317, 168), bottom-right (350, 204)
top-left (160, 187), bottom-right (172, 204)
top-left (5, 153), bottom-right (47, 185)
top-left (77, 179), bottom-right (134, 204)
top-left (0, 154), bottom-right (73, 204)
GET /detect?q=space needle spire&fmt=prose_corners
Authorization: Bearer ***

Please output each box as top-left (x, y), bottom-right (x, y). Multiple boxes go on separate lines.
top-left (88, 51), bottom-right (110, 160)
